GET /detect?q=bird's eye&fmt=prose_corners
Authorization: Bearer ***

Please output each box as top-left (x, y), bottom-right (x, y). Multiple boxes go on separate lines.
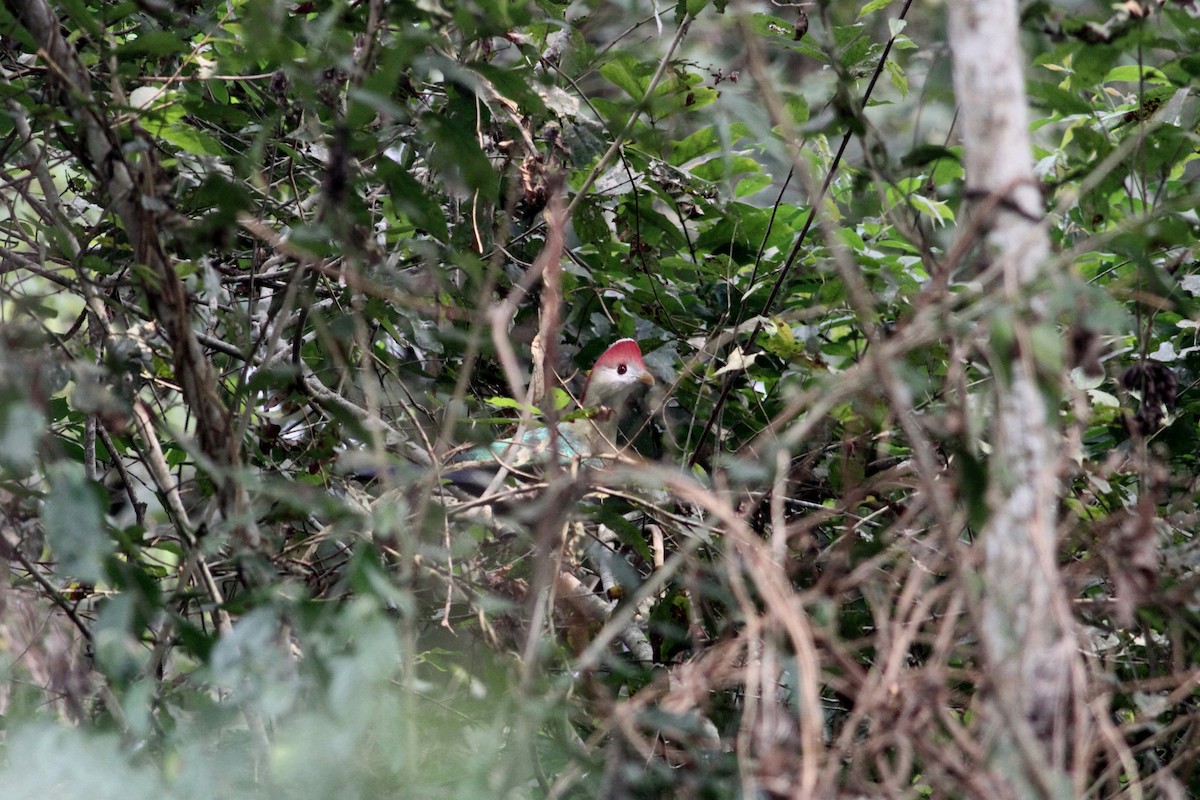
top-left (617, 364), bottom-right (627, 375)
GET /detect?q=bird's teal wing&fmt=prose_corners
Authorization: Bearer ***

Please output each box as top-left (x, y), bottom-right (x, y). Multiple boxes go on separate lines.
top-left (458, 422), bottom-right (593, 467)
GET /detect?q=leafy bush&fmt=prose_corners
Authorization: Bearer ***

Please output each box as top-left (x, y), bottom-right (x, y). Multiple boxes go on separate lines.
top-left (2, 0), bottom-right (1200, 796)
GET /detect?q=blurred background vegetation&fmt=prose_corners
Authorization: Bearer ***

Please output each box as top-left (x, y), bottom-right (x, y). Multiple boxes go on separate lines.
top-left (1, 0), bottom-right (1200, 796)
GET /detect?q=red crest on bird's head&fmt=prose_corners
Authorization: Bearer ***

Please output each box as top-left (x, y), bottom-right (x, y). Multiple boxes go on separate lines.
top-left (592, 338), bottom-right (646, 371)
top-left (581, 338), bottom-right (654, 408)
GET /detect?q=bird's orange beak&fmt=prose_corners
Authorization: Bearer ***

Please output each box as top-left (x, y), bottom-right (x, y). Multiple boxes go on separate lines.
top-left (639, 371), bottom-right (655, 387)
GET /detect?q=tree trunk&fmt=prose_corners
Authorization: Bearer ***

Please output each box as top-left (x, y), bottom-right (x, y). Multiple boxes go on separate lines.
top-left (948, 2), bottom-right (1085, 795)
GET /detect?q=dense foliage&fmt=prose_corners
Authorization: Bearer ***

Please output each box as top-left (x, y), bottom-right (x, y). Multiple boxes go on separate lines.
top-left (1, 0), bottom-right (1199, 796)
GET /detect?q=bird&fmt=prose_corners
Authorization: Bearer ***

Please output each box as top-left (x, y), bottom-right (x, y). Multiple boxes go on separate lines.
top-left (450, 338), bottom-right (656, 487)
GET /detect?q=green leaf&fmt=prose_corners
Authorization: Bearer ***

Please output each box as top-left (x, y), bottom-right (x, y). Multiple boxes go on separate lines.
top-left (671, 128), bottom-right (722, 165)
top-left (593, 505), bottom-right (654, 563)
top-left (485, 396), bottom-right (543, 415)
top-left (1104, 64), bottom-right (1171, 85)
top-left (885, 59), bottom-right (908, 97)
top-left (423, 105), bottom-right (496, 193)
top-left (472, 63), bottom-right (549, 117)
top-left (910, 193), bottom-right (954, 226)
top-left (599, 54), bottom-right (649, 101)
top-left (858, 0), bottom-right (894, 17)
top-left (735, 174), bottom-right (772, 197)
top-left (1029, 322), bottom-right (1064, 377)
top-left (690, 155), bottom-right (760, 182)
top-left (760, 318), bottom-right (808, 361)
top-left (378, 160), bottom-right (450, 241)
top-left (56, 0), bottom-right (104, 37)
top-left (1071, 44), bottom-right (1120, 86)
top-left (550, 387), bottom-right (571, 411)
top-left (784, 93), bottom-right (809, 126)
top-left (0, 399), bottom-right (45, 474)
top-left (156, 123), bottom-right (227, 157)
top-left (1026, 80), bottom-right (1093, 116)
top-left (43, 462), bottom-right (111, 584)
top-left (117, 31), bottom-right (191, 57)
top-left (900, 143), bottom-right (959, 169)
top-left (572, 196), bottom-right (610, 247)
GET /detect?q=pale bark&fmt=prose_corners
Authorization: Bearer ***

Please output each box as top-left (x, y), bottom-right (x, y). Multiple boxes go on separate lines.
top-left (948, 1), bottom-right (1084, 795)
